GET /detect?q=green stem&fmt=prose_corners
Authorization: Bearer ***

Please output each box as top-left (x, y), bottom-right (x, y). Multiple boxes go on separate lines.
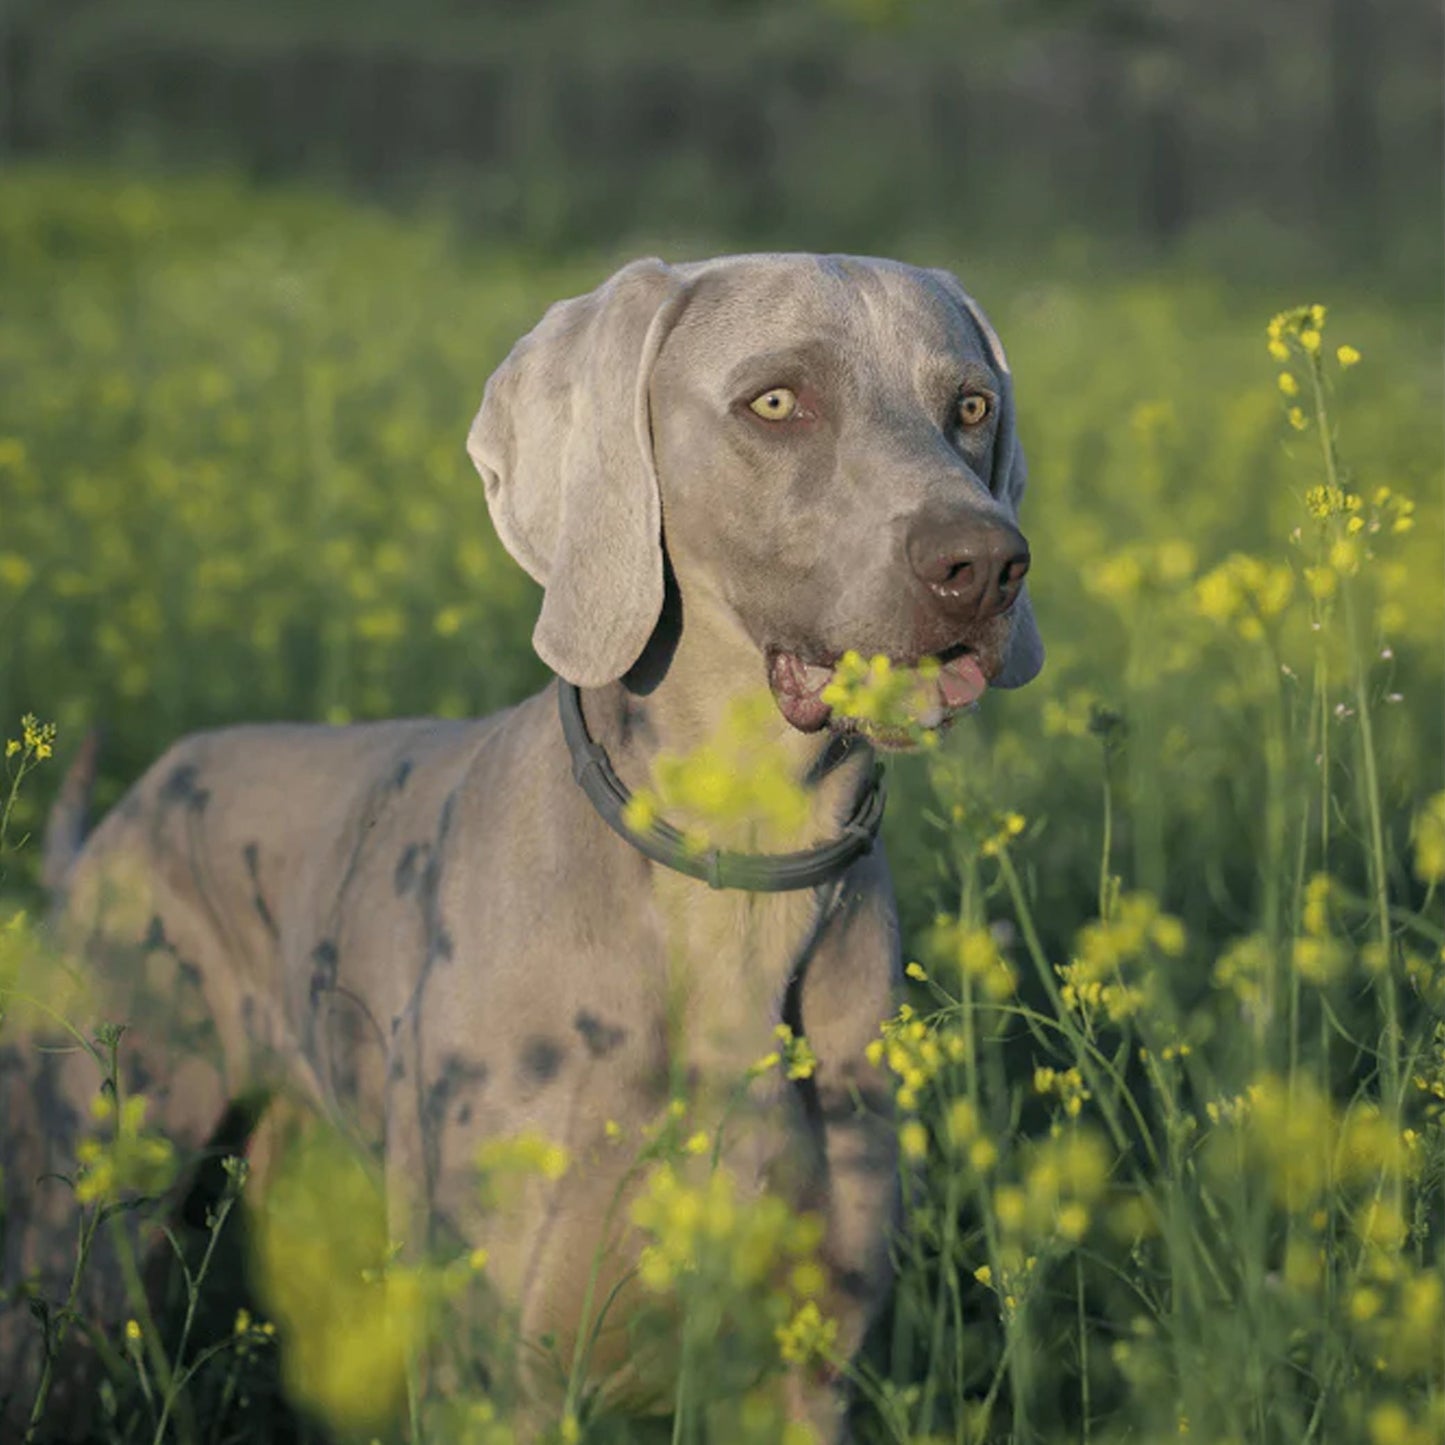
top-left (152, 1188), bottom-right (239, 1445)
top-left (1075, 1253), bottom-right (1091, 1444)
top-left (1307, 355), bottom-right (1402, 1116)
top-left (995, 850), bottom-right (1140, 1165)
top-left (1098, 753), bottom-right (1115, 923)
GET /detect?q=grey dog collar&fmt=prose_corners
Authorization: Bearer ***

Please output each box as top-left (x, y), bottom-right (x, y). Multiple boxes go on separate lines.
top-left (557, 680), bottom-right (885, 892)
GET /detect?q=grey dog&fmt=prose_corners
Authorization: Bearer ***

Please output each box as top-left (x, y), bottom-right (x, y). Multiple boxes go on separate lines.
top-left (1, 253), bottom-right (1041, 1439)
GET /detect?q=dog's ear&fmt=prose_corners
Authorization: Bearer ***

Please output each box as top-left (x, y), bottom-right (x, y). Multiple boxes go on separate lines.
top-left (928, 268), bottom-right (1044, 690)
top-left (468, 258), bottom-right (687, 688)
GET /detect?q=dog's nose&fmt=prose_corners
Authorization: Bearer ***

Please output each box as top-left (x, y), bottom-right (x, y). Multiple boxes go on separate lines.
top-left (906, 516), bottom-right (1031, 621)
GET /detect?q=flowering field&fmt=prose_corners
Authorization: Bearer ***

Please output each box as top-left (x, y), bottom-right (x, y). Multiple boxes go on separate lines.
top-left (1, 169), bottom-right (1443, 1443)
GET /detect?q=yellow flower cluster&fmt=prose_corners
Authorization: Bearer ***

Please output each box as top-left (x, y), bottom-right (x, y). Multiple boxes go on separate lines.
top-left (1300, 486), bottom-right (1415, 611)
top-left (74, 1090), bottom-right (177, 1205)
top-left (1212, 933), bottom-right (1271, 1010)
top-left (865, 1002), bottom-right (970, 1112)
top-left (972, 1252), bottom-right (1037, 1322)
top-left (927, 916), bottom-right (1018, 1000)
top-left (1291, 872), bottom-right (1348, 986)
top-left (1411, 1022), bottom-right (1445, 1120)
top-left (475, 1130), bottom-right (570, 1210)
top-left (770, 1022), bottom-right (818, 1081)
top-left (774, 1299), bottom-right (838, 1366)
top-left (1039, 689), bottom-right (1102, 740)
top-left (1265, 303), bottom-right (1328, 363)
top-left (1193, 553), bottom-right (1293, 640)
top-left (622, 693), bottom-right (810, 850)
top-left (254, 1125), bottom-right (428, 1433)
top-left (1084, 538), bottom-right (1198, 606)
top-left (1033, 1065), bottom-right (1091, 1119)
top-left (943, 1097), bottom-right (999, 1173)
top-left (819, 649), bottom-right (944, 745)
top-left (1205, 1074), bottom-right (1416, 1213)
top-left (1304, 484), bottom-right (1362, 520)
top-left (978, 811), bottom-right (1027, 859)
top-left (4, 713), bottom-right (55, 762)
top-left (1366, 1400), bottom-right (1441, 1445)
top-left (1266, 305), bottom-right (1364, 439)
top-left (994, 1127), bottom-right (1112, 1250)
top-left (1369, 485), bottom-right (1417, 535)
top-left (1056, 893), bottom-right (1184, 1027)
top-left (1410, 791), bottom-right (1445, 884)
top-left (630, 1162), bottom-right (825, 1303)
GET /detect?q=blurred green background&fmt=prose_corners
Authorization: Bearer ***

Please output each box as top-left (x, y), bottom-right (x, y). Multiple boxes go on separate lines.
top-left (1, 0), bottom-right (1441, 938)
top-left (2, 0), bottom-right (1442, 278)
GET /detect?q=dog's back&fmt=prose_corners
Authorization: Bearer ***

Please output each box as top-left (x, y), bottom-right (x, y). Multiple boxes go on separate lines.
top-left (1, 701), bottom-right (539, 1427)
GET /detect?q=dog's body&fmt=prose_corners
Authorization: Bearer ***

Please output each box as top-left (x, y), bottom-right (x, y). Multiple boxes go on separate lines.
top-left (1, 254), bottom-right (1039, 1439)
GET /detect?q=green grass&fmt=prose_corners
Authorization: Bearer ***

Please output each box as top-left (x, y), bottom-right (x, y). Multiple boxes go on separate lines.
top-left (1, 167), bottom-right (1442, 1444)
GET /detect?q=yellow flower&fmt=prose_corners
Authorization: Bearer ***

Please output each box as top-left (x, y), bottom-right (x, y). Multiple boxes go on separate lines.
top-left (1292, 936), bottom-right (1347, 987)
top-left (1350, 1286), bottom-right (1383, 1323)
top-left (1367, 1402), bottom-right (1421, 1445)
top-left (969, 1138), bottom-right (998, 1172)
top-left (946, 1097), bottom-right (979, 1145)
top-left (1056, 1201), bottom-right (1090, 1242)
top-left (254, 1127), bottom-right (427, 1433)
top-left (905, 961), bottom-right (927, 982)
top-left (1300, 328), bottom-right (1321, 353)
top-left (621, 791), bottom-right (657, 835)
top-left (1328, 538), bottom-right (1360, 575)
top-left (775, 1300), bottom-right (838, 1366)
top-left (1288, 406), bottom-right (1308, 430)
top-left (683, 1131), bottom-right (710, 1156)
top-left (900, 1120), bottom-right (928, 1161)
top-left (790, 1260), bottom-right (826, 1298)
top-left (1267, 339), bottom-right (1289, 362)
top-left (1337, 344), bottom-right (1361, 367)
top-left (74, 1092), bottom-right (177, 1206)
top-left (974, 1264), bottom-right (993, 1286)
top-left (476, 1131), bottom-right (571, 1208)
top-left (773, 1023), bottom-right (818, 1080)
top-left (1277, 372), bottom-right (1299, 397)
top-left (994, 1186), bottom-right (1027, 1233)
top-left (1089, 551), bottom-right (1143, 604)
top-left (125, 1318), bottom-right (143, 1345)
top-left (1411, 793), bottom-right (1445, 884)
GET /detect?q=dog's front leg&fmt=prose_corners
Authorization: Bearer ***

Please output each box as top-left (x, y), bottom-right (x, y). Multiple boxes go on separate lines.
top-left (787, 871), bottom-right (901, 1443)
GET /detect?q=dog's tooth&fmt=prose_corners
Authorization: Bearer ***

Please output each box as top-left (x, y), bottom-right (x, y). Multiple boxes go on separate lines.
top-left (802, 662), bottom-right (833, 694)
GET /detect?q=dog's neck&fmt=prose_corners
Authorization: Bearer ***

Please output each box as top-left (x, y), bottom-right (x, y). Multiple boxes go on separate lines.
top-left (578, 592), bottom-right (878, 1098)
top-left (581, 593), bottom-right (875, 858)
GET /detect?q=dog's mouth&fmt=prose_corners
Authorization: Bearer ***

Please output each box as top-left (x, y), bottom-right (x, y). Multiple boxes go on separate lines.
top-left (766, 643), bottom-right (989, 746)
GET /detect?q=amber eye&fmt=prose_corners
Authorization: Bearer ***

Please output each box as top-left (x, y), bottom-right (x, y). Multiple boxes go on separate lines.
top-left (749, 387), bottom-right (798, 421)
top-left (958, 392), bottom-right (991, 427)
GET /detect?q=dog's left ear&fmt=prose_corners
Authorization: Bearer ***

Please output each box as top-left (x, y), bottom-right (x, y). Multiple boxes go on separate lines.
top-left (468, 259), bottom-right (688, 688)
top-left (928, 268), bottom-right (1044, 690)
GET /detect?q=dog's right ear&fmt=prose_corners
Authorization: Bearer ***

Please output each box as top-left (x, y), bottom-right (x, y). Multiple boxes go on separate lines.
top-left (468, 259), bottom-right (688, 689)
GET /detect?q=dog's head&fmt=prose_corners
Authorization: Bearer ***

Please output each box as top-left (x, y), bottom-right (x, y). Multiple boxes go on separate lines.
top-left (468, 254), bottom-right (1043, 746)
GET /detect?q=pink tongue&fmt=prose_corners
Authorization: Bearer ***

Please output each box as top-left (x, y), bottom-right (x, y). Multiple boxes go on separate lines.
top-left (938, 654), bottom-right (988, 709)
